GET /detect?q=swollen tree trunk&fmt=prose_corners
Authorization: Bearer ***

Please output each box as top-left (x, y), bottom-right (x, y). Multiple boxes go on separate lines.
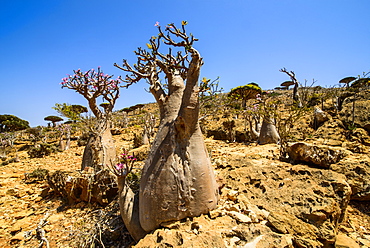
top-left (115, 24), bottom-right (219, 237)
top-left (258, 118), bottom-right (280, 145)
top-left (59, 128), bottom-right (71, 151)
top-left (81, 119), bottom-right (116, 171)
top-left (117, 176), bottom-right (146, 241)
top-left (249, 119), bottom-right (260, 141)
top-left (139, 61), bottom-right (218, 232)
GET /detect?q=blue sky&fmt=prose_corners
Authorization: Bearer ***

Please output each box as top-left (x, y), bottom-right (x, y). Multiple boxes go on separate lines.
top-left (1, 0), bottom-right (369, 127)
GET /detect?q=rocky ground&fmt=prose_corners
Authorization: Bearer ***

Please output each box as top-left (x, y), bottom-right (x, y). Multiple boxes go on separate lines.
top-left (1, 90), bottom-right (370, 247)
top-left (0, 136), bottom-right (369, 247)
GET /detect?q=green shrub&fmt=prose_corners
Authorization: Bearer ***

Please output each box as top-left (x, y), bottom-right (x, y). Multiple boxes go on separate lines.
top-left (126, 170), bottom-right (141, 194)
top-left (25, 168), bottom-right (49, 182)
top-left (28, 143), bottom-right (60, 158)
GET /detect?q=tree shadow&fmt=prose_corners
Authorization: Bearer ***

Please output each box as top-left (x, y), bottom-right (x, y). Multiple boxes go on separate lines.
top-left (349, 200), bottom-right (370, 216)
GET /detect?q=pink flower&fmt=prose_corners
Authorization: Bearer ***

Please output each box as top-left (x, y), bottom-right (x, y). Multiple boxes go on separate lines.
top-left (154, 21), bottom-right (160, 27)
top-left (115, 163), bottom-right (125, 170)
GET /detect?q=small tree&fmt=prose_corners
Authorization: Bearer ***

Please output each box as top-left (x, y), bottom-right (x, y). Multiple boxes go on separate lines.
top-left (53, 103), bottom-right (88, 123)
top-left (280, 68), bottom-right (301, 106)
top-left (199, 77), bottom-right (223, 119)
top-left (114, 22), bottom-right (218, 238)
top-left (60, 67), bottom-right (122, 171)
top-left (280, 81), bottom-right (294, 90)
top-left (351, 77), bottom-right (370, 90)
top-left (0, 132), bottom-right (19, 159)
top-left (228, 82), bottom-right (262, 109)
top-left (44, 115), bottom-right (63, 127)
top-left (58, 124), bottom-right (72, 150)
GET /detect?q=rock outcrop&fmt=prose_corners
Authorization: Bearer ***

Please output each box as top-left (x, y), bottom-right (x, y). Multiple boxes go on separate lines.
top-left (231, 162), bottom-right (351, 247)
top-left (331, 156), bottom-right (370, 201)
top-left (132, 149), bottom-right (353, 247)
top-left (287, 142), bottom-right (346, 168)
top-left (313, 106), bottom-right (329, 129)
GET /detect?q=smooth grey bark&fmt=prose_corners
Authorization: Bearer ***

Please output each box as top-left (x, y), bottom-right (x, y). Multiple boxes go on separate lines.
top-left (139, 70), bottom-right (219, 232)
top-left (258, 118), bottom-right (280, 145)
top-left (115, 26), bottom-right (219, 237)
top-left (117, 176), bottom-right (147, 241)
top-left (81, 119), bottom-right (116, 171)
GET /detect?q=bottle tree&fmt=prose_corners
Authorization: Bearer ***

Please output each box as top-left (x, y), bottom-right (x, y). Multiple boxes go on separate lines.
top-left (114, 22), bottom-right (218, 237)
top-left (60, 67), bottom-right (121, 171)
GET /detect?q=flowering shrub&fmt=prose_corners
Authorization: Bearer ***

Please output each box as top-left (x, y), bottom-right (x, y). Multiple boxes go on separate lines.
top-left (110, 151), bottom-right (141, 193)
top-left (60, 67), bottom-right (121, 92)
top-left (112, 151), bottom-right (137, 177)
top-left (60, 67), bottom-right (122, 118)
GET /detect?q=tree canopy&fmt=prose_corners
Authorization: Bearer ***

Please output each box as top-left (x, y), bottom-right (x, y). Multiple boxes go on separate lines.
top-left (228, 82), bottom-right (262, 108)
top-left (53, 103), bottom-right (88, 122)
top-left (44, 115), bottom-right (64, 126)
top-left (0, 114), bottom-right (30, 132)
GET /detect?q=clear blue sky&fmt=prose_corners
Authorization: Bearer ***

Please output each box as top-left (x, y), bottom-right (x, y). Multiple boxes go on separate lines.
top-left (1, 0), bottom-right (369, 127)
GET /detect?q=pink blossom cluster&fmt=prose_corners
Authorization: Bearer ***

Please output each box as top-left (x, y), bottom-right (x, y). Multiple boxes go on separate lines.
top-left (113, 152), bottom-right (137, 176)
top-left (60, 67), bottom-right (122, 92)
top-left (115, 163), bottom-right (126, 171)
top-left (120, 153), bottom-right (137, 161)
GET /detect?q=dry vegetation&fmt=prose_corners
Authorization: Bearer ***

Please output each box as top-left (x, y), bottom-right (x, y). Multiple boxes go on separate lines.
top-left (1, 86), bottom-right (370, 247)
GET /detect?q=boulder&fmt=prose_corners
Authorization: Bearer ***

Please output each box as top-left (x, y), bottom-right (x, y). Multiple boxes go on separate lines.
top-left (287, 143), bottom-right (346, 168)
top-left (335, 233), bottom-right (360, 248)
top-left (313, 107), bottom-right (329, 129)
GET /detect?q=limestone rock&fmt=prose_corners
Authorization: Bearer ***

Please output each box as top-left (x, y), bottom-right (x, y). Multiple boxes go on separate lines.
top-left (331, 158), bottom-right (370, 200)
top-left (129, 145), bottom-right (149, 161)
top-left (287, 142), bottom-right (346, 168)
top-left (10, 231), bottom-right (24, 243)
top-left (313, 107), bottom-right (329, 129)
top-left (218, 157), bottom-right (352, 247)
top-left (339, 92), bottom-right (370, 129)
top-left (335, 233), bottom-right (360, 248)
top-left (227, 211), bottom-right (252, 223)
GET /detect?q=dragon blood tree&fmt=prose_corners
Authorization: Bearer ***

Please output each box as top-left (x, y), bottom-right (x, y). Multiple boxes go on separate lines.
top-left (114, 22), bottom-right (219, 237)
top-left (60, 67), bottom-right (122, 172)
top-left (228, 82), bottom-right (262, 109)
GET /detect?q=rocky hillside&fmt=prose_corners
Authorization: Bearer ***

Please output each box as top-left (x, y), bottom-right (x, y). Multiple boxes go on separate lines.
top-left (0, 88), bottom-right (369, 247)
